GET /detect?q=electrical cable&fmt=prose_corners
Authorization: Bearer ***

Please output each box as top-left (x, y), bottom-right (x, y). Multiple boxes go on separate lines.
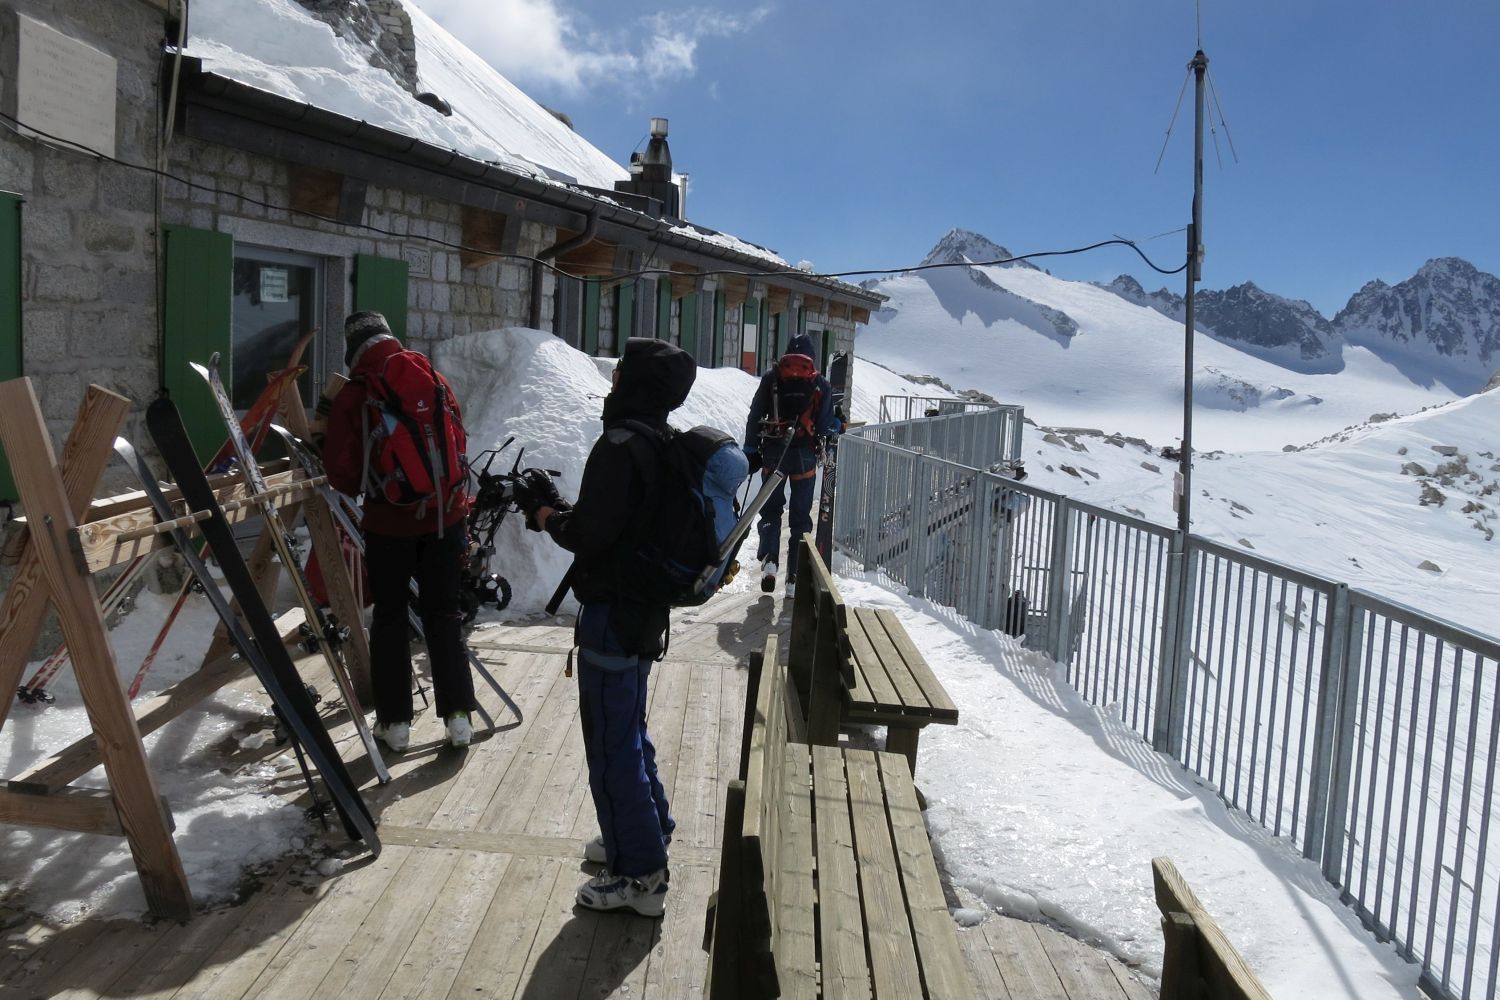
top-left (0, 106), bottom-right (1188, 282)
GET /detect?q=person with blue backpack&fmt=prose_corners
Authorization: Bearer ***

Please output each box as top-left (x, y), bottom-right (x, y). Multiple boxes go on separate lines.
top-left (518, 337), bottom-right (746, 917)
top-left (744, 333), bottom-right (842, 595)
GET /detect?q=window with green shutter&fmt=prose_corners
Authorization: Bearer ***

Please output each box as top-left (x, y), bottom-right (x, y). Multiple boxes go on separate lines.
top-left (353, 254), bottom-right (409, 343)
top-left (712, 290), bottom-right (726, 369)
top-left (162, 225), bottom-right (233, 463)
top-left (679, 292), bottom-right (697, 358)
top-left (615, 281), bottom-right (635, 355)
top-left (0, 193), bottom-right (21, 500)
top-left (582, 279), bottom-right (601, 355)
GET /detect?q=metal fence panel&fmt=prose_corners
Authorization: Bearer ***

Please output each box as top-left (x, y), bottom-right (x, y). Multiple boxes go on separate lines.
top-left (836, 404), bottom-right (1500, 1000)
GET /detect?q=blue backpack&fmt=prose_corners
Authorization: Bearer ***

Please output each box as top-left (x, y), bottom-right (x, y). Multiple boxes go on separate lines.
top-left (625, 422), bottom-right (750, 606)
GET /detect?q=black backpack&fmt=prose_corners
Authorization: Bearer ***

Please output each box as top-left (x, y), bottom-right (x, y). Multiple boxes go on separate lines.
top-left (761, 353), bottom-right (822, 447)
top-left (623, 422), bottom-right (751, 607)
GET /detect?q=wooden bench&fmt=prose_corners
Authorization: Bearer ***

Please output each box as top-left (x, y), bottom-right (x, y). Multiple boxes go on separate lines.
top-left (707, 633), bottom-right (975, 999)
top-left (789, 536), bottom-right (958, 777)
top-left (1154, 857), bottom-right (1273, 1000)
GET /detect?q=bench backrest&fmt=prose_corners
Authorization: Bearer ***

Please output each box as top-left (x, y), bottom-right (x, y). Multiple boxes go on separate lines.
top-left (713, 634), bottom-right (791, 998)
top-left (1153, 857), bottom-right (1273, 1000)
top-left (789, 535), bottom-right (853, 682)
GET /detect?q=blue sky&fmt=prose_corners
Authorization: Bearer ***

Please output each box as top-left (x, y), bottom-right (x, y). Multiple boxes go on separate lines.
top-left (419, 1), bottom-right (1500, 316)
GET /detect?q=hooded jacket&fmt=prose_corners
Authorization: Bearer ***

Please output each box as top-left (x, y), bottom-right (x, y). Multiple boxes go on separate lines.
top-left (743, 333), bottom-right (840, 454)
top-left (323, 335), bottom-right (469, 537)
top-left (544, 338), bottom-right (696, 649)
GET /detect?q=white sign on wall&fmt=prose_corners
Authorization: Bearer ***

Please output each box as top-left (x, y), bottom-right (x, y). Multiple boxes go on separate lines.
top-left (15, 14), bottom-right (118, 159)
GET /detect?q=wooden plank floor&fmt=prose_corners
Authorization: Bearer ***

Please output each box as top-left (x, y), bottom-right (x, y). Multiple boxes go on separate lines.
top-left (0, 583), bottom-right (1155, 999)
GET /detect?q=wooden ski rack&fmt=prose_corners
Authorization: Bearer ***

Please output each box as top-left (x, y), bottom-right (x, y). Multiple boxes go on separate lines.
top-left (0, 376), bottom-right (372, 922)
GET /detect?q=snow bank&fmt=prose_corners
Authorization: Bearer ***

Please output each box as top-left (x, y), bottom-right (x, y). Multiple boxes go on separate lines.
top-left (834, 566), bottom-right (1423, 999)
top-left (434, 329), bottom-right (771, 615)
top-left (0, 590), bottom-right (307, 922)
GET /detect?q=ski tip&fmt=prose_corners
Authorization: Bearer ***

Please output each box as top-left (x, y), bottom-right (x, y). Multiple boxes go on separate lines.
top-left (189, 361), bottom-right (210, 378)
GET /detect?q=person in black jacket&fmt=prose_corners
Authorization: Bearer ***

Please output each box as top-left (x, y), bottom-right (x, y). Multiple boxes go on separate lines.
top-left (519, 337), bottom-right (696, 918)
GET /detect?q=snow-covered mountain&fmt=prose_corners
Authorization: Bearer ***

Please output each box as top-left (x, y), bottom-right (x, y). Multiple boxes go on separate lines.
top-left (861, 230), bottom-right (1452, 451)
top-left (1099, 250), bottom-right (1500, 393)
top-left (1335, 257), bottom-right (1500, 394)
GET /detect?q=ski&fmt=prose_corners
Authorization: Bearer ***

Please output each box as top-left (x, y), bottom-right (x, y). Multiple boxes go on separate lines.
top-left (119, 427), bottom-right (378, 850)
top-left (190, 357), bottom-right (391, 785)
top-left (270, 424), bottom-right (521, 730)
top-left (815, 351), bottom-right (851, 566)
top-left (18, 334), bottom-right (318, 706)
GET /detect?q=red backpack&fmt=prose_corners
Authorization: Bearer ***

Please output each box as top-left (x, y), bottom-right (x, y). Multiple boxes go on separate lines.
top-left (765, 353), bottom-right (822, 444)
top-left (359, 349), bottom-right (468, 528)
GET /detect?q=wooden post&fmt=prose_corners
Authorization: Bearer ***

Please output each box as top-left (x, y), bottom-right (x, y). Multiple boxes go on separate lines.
top-left (0, 386), bottom-right (133, 734)
top-left (707, 779), bottom-right (747, 1000)
top-left (279, 381), bottom-right (374, 705)
top-left (0, 378), bottom-right (193, 921)
top-left (806, 589), bottom-right (843, 747)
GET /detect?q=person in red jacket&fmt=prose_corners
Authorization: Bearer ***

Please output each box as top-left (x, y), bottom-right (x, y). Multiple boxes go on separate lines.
top-left (322, 311), bottom-right (478, 751)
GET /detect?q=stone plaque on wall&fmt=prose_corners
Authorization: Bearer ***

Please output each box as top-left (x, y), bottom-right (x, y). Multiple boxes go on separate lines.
top-left (401, 244), bottom-right (431, 278)
top-left (10, 13), bottom-right (118, 159)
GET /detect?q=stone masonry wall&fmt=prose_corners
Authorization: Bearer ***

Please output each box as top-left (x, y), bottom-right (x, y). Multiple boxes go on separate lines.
top-left (1, 0), bottom-right (165, 463)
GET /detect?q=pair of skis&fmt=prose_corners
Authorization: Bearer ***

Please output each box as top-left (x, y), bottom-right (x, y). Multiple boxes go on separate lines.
top-left (123, 402), bottom-right (379, 850)
top-left (17, 331), bottom-right (318, 707)
top-left (269, 425), bottom-right (522, 731)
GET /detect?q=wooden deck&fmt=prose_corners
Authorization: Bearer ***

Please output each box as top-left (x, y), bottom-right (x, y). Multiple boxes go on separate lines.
top-left (0, 589), bottom-right (1154, 999)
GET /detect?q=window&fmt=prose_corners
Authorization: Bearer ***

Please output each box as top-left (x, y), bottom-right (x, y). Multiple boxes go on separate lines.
top-left (231, 248), bottom-right (324, 409)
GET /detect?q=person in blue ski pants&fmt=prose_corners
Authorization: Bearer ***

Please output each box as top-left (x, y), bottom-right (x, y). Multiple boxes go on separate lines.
top-left (744, 333), bottom-right (841, 592)
top-left (521, 338), bottom-right (696, 918)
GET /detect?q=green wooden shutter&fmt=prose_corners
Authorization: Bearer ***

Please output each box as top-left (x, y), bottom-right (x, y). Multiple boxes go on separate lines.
top-left (758, 301), bottom-right (772, 371)
top-left (582, 279), bottom-right (601, 355)
top-left (162, 225), bottom-right (233, 463)
top-left (0, 193), bottom-right (21, 500)
top-left (353, 254), bottom-right (409, 343)
top-left (656, 279), bottom-right (671, 340)
top-left (712, 291), bottom-right (726, 369)
top-left (615, 281), bottom-right (635, 355)
top-left (679, 292), bottom-right (698, 358)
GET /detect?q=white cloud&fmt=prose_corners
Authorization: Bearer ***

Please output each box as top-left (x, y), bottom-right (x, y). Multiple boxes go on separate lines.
top-left (412, 0), bottom-right (770, 94)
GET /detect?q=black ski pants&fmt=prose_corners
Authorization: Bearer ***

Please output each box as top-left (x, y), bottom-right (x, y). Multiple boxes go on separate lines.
top-left (366, 528), bottom-right (478, 725)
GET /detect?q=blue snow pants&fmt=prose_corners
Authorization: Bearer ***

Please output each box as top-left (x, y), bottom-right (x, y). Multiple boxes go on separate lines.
top-left (756, 444), bottom-right (819, 578)
top-left (576, 602), bottom-right (674, 878)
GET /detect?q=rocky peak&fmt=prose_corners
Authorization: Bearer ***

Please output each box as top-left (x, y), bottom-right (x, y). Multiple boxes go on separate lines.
top-left (1334, 257), bottom-right (1500, 393)
top-left (1194, 282), bottom-right (1339, 367)
top-left (922, 229), bottom-right (1037, 270)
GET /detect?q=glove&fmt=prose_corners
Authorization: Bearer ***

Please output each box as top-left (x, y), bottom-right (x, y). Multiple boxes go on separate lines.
top-left (744, 449), bottom-right (762, 475)
top-left (519, 468), bottom-right (564, 509)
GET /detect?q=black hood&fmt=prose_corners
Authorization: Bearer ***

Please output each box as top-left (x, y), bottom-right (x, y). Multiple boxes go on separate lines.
top-left (602, 338), bottom-right (696, 427)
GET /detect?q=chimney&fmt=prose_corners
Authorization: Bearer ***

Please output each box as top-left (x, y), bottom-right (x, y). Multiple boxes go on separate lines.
top-left (614, 117), bottom-right (681, 218)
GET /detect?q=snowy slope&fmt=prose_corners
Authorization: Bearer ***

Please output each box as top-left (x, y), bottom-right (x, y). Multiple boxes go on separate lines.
top-left (185, 0), bottom-right (627, 188)
top-left (862, 259), bottom-right (1454, 452)
top-left (1004, 389), bottom-right (1500, 635)
top-left (0, 590), bottom-right (308, 922)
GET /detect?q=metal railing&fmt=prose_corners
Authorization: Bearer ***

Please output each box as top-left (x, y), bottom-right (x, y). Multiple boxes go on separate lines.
top-left (878, 394), bottom-right (1002, 425)
top-left (834, 411), bottom-right (1500, 1000)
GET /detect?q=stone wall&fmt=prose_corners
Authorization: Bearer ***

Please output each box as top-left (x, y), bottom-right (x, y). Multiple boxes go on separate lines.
top-left (1, 0), bottom-right (165, 458)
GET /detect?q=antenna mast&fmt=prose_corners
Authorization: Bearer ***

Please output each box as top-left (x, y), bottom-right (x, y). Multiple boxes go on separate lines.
top-left (1177, 49), bottom-right (1208, 537)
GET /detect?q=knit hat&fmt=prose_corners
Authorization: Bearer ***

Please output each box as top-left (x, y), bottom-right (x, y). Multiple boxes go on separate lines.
top-left (344, 311), bottom-right (394, 366)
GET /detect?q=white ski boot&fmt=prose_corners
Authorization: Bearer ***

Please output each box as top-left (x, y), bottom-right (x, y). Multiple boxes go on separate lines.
top-left (374, 721), bottom-right (410, 753)
top-left (576, 867), bottom-right (669, 917)
top-left (446, 712), bottom-right (473, 748)
top-left (760, 559), bottom-right (777, 593)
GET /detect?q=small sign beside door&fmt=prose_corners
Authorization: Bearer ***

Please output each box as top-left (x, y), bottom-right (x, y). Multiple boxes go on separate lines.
top-left (259, 267), bottom-right (289, 303)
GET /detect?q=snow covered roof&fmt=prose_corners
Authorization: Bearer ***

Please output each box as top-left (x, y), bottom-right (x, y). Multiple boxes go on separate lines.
top-left (179, 0), bottom-right (880, 304)
top-left (184, 0), bottom-right (627, 189)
